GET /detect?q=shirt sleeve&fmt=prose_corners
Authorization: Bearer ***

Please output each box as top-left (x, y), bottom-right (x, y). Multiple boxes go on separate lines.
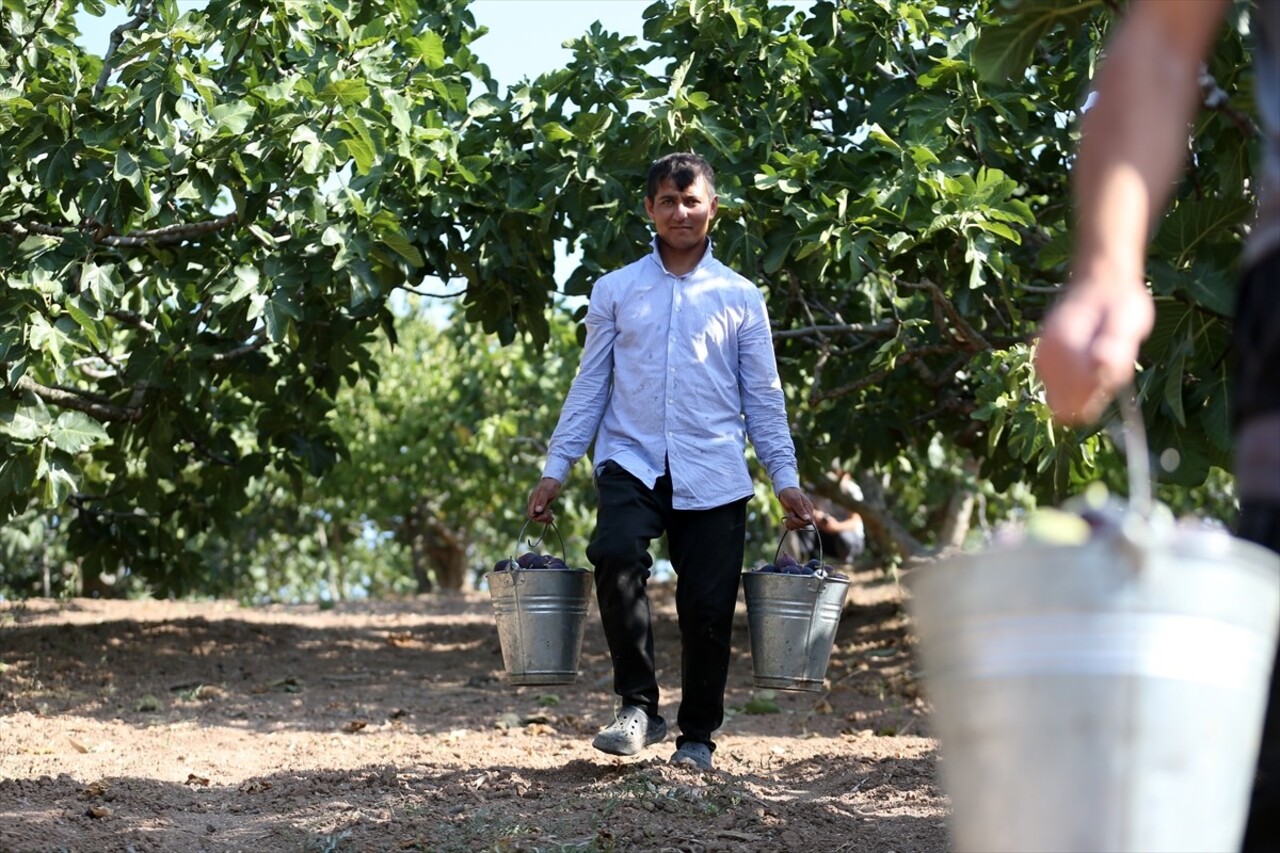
top-left (737, 289), bottom-right (800, 494)
top-left (541, 281), bottom-right (617, 483)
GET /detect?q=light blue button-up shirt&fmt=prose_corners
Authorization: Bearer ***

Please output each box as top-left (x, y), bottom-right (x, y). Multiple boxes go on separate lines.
top-left (541, 239), bottom-right (800, 510)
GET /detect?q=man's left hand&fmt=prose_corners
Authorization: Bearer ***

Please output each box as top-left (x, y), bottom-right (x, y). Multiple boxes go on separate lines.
top-left (778, 487), bottom-right (815, 531)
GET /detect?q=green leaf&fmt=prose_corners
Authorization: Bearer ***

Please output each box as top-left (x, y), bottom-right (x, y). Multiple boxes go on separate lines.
top-left (82, 261), bottom-right (120, 304)
top-left (375, 224), bottom-right (423, 268)
top-left (468, 94), bottom-right (503, 119)
top-left (323, 79), bottom-right (371, 107)
top-left (343, 134), bottom-right (376, 175)
top-left (540, 122), bottom-right (574, 143)
top-left (407, 31), bottom-right (445, 68)
top-left (0, 400), bottom-right (49, 442)
top-left (742, 692), bottom-right (780, 715)
top-left (973, 0), bottom-right (1100, 83)
top-left (1162, 339), bottom-right (1188, 427)
top-left (264, 292), bottom-right (300, 343)
top-left (113, 149), bottom-right (143, 190)
top-left (40, 450), bottom-right (78, 508)
top-left (229, 264), bottom-right (262, 302)
top-left (1152, 197), bottom-right (1251, 265)
top-left (49, 412), bottom-right (110, 454)
top-left (210, 101), bottom-right (256, 135)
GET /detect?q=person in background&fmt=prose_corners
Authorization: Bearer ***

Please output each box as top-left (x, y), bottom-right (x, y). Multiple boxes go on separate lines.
top-left (793, 473), bottom-right (866, 566)
top-left (526, 152), bottom-right (815, 772)
top-left (1033, 2), bottom-right (1279, 848)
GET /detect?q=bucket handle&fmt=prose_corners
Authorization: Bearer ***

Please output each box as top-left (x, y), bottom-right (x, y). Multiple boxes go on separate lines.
top-left (773, 524), bottom-right (831, 675)
top-left (506, 518), bottom-right (567, 676)
top-left (773, 525), bottom-right (827, 579)
top-left (1115, 387), bottom-right (1161, 570)
top-left (511, 518), bottom-right (569, 565)
top-left (1118, 388), bottom-right (1152, 522)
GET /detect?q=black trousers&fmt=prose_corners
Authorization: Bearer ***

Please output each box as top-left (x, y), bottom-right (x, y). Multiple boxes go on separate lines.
top-left (1237, 248), bottom-right (1280, 853)
top-left (586, 460), bottom-right (747, 751)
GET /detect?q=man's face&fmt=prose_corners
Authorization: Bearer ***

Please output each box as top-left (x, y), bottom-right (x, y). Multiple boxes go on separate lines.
top-left (644, 175), bottom-right (718, 253)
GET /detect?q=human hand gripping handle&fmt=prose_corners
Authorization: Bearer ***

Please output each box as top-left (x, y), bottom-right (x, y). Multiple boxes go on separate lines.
top-left (1034, 275), bottom-right (1154, 426)
top-left (777, 487), bottom-right (815, 531)
top-left (527, 477), bottom-right (561, 524)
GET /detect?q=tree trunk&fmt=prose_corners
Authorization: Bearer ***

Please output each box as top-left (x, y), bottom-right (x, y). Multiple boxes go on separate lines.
top-left (937, 484), bottom-right (976, 551)
top-left (400, 499), bottom-right (469, 592)
top-left (402, 502), bottom-right (434, 594)
top-left (316, 520), bottom-right (344, 602)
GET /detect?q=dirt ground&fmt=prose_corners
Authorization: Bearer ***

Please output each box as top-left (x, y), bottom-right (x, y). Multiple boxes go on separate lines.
top-left (0, 568), bottom-right (948, 853)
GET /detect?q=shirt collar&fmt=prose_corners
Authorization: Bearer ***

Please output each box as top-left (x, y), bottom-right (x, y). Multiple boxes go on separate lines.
top-left (647, 236), bottom-right (716, 277)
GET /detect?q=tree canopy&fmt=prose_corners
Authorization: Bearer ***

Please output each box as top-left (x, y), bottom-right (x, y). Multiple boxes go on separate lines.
top-left (0, 0), bottom-right (1255, 597)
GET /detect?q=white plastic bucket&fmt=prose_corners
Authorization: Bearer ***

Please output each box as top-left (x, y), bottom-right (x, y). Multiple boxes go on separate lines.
top-left (910, 528), bottom-right (1280, 852)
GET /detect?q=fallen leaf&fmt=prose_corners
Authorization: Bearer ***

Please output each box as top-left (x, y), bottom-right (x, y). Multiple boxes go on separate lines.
top-left (343, 720), bottom-right (368, 733)
top-left (743, 695), bottom-right (780, 715)
top-left (68, 738), bottom-right (91, 754)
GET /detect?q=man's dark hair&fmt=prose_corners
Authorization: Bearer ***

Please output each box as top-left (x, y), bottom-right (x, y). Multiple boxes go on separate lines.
top-left (646, 152), bottom-right (716, 201)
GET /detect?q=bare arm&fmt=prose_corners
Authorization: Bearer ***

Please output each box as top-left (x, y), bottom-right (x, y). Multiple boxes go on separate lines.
top-left (1035, 0), bottom-right (1231, 424)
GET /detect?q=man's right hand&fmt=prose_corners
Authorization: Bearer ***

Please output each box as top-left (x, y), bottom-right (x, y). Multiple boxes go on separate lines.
top-left (1035, 276), bottom-right (1154, 425)
top-left (527, 477), bottom-right (562, 523)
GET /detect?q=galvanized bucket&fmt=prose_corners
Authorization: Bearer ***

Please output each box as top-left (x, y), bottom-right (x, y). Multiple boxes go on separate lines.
top-left (487, 521), bottom-right (593, 686)
top-left (910, 527), bottom-right (1280, 853)
top-left (742, 529), bottom-right (851, 692)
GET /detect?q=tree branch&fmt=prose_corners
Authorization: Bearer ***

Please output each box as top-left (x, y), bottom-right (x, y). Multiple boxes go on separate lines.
top-left (0, 213), bottom-right (238, 247)
top-left (810, 344), bottom-right (959, 404)
top-left (93, 0), bottom-right (155, 100)
top-left (18, 0), bottom-right (61, 55)
top-left (109, 311), bottom-right (157, 333)
top-left (395, 282), bottom-right (468, 299)
top-left (773, 321), bottom-right (896, 341)
top-left (899, 278), bottom-right (991, 350)
top-left (210, 336), bottom-right (267, 363)
top-left (221, 18), bottom-right (261, 85)
top-left (15, 375), bottom-right (143, 422)
top-left (178, 420), bottom-right (236, 466)
top-left (1199, 64), bottom-right (1257, 138)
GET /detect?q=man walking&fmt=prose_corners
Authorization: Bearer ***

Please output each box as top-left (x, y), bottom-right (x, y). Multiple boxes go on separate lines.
top-left (527, 152), bottom-right (814, 771)
top-left (1034, 2), bottom-right (1279, 848)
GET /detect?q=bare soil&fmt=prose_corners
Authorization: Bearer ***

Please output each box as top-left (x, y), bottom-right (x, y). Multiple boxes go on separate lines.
top-left (0, 568), bottom-right (948, 853)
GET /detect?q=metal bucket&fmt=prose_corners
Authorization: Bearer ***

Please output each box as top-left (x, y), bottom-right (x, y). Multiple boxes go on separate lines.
top-left (742, 530), bottom-right (851, 692)
top-left (487, 521), bottom-right (594, 686)
top-left (910, 528), bottom-right (1280, 853)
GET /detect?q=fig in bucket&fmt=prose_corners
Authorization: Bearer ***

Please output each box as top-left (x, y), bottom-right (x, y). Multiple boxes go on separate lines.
top-left (492, 551), bottom-right (570, 571)
top-left (751, 551), bottom-right (845, 580)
